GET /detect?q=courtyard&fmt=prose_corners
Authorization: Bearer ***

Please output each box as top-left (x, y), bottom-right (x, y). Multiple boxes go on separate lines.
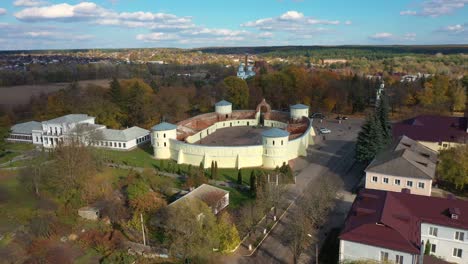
top-left (193, 126), bottom-right (271, 146)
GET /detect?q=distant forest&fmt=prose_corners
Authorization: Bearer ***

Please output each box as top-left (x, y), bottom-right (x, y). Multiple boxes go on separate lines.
top-left (1, 45), bottom-right (467, 57)
top-left (197, 45), bottom-right (468, 58)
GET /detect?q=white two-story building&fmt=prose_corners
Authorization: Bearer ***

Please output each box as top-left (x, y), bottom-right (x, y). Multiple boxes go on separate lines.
top-left (340, 189), bottom-right (468, 264)
top-left (7, 114), bottom-right (150, 151)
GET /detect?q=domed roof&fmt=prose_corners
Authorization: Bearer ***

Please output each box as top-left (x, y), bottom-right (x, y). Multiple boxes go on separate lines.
top-left (262, 128), bottom-right (290, 138)
top-left (152, 122), bottom-right (177, 131)
top-left (290, 104), bottom-right (309, 110)
top-left (215, 100), bottom-right (232, 107)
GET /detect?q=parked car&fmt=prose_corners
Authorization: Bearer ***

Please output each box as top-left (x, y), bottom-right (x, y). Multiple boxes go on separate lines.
top-left (342, 116), bottom-right (349, 120)
top-left (311, 113), bottom-right (326, 119)
top-left (319, 128), bottom-right (331, 134)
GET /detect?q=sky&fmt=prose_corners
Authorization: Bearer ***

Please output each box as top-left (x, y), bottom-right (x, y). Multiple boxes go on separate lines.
top-left (0, 0), bottom-right (466, 50)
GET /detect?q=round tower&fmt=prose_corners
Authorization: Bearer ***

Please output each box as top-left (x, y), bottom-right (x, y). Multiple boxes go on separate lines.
top-left (290, 104), bottom-right (309, 121)
top-left (151, 122), bottom-right (177, 159)
top-left (215, 100), bottom-right (233, 119)
top-left (262, 128), bottom-right (290, 169)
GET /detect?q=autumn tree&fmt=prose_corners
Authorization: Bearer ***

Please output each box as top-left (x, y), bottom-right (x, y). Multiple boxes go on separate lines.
top-left (217, 212), bottom-right (240, 252)
top-left (437, 145), bottom-right (468, 190)
top-left (164, 199), bottom-right (218, 262)
top-left (223, 76), bottom-right (249, 109)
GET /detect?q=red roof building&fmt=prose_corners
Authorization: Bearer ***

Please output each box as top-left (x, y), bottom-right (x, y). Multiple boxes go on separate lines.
top-left (392, 115), bottom-right (467, 152)
top-left (340, 189), bottom-right (468, 264)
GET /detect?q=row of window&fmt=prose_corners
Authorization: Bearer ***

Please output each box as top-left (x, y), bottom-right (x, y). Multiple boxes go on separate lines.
top-left (136, 135), bottom-right (150, 144)
top-left (371, 176), bottom-right (425, 189)
top-left (380, 252), bottom-right (404, 264)
top-left (92, 141), bottom-right (127, 149)
top-left (429, 227), bottom-right (465, 241)
top-left (46, 126), bottom-right (63, 136)
top-left (9, 134), bottom-right (32, 141)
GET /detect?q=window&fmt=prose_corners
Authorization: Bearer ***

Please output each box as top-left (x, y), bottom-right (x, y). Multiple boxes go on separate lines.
top-left (118, 143), bottom-right (121, 148)
top-left (380, 251), bottom-right (389, 261)
top-left (418, 182), bottom-right (425, 189)
top-left (429, 227), bottom-right (438, 237)
top-left (396, 255), bottom-right (404, 264)
top-left (114, 142), bottom-right (117, 147)
top-left (164, 133), bottom-right (166, 138)
top-left (164, 142), bottom-right (166, 147)
top-left (372, 176), bottom-right (378, 183)
top-left (407, 181), bottom-right (413, 187)
top-left (123, 143), bottom-right (126, 148)
top-left (453, 248), bottom-right (463, 258)
top-left (431, 244), bottom-right (436, 254)
top-left (383, 177), bottom-right (389, 184)
top-left (455, 231), bottom-right (465, 241)
top-left (281, 140), bottom-right (284, 145)
top-left (273, 140), bottom-right (275, 146)
top-left (443, 143), bottom-right (448, 148)
top-left (395, 179), bottom-right (401, 185)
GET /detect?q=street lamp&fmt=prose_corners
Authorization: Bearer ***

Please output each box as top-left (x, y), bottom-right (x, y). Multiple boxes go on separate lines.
top-left (307, 234), bottom-right (318, 264)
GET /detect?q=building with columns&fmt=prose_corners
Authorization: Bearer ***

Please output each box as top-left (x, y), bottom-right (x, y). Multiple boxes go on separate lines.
top-left (8, 114), bottom-right (150, 150)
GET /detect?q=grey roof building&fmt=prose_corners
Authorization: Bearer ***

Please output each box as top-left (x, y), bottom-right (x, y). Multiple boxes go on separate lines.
top-left (43, 114), bottom-right (93, 124)
top-left (215, 100), bottom-right (232, 107)
top-left (365, 136), bottom-right (438, 196)
top-left (262, 128), bottom-right (290, 138)
top-left (152, 122), bottom-right (177, 131)
top-left (10, 121), bottom-right (42, 135)
top-left (290, 104), bottom-right (309, 110)
top-left (101, 126), bottom-right (150, 142)
top-left (366, 136), bottom-right (437, 180)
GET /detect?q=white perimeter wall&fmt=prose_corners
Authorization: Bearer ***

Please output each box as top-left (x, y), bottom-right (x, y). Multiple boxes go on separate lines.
top-left (165, 118), bottom-right (314, 169)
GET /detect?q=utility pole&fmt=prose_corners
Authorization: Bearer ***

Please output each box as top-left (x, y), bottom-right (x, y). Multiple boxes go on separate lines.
top-left (315, 243), bottom-right (319, 264)
top-left (140, 213), bottom-right (146, 246)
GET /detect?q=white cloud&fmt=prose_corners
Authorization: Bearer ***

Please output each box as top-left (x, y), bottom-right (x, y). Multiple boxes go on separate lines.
top-left (404, 32), bottom-right (417, 41)
top-left (14, 0), bottom-right (48, 7)
top-left (400, 0), bottom-right (468, 17)
top-left (242, 10), bottom-right (341, 33)
top-left (369, 32), bottom-right (394, 40)
top-left (0, 23), bottom-right (92, 42)
top-left (280, 11), bottom-right (304, 20)
top-left (15, 2), bottom-right (195, 31)
top-left (0, 8), bottom-right (7, 15)
top-left (136, 32), bottom-right (179, 42)
top-left (345, 20), bottom-right (352, 25)
top-left (438, 23), bottom-right (466, 34)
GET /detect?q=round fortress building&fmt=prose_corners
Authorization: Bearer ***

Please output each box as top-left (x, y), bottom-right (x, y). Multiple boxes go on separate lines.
top-left (151, 99), bottom-right (315, 169)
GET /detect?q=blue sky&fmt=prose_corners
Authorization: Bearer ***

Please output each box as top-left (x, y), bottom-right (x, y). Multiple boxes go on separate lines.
top-left (0, 0), bottom-right (466, 50)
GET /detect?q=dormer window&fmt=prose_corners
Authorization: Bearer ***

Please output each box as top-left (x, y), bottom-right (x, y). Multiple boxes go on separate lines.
top-left (450, 207), bottom-right (460, 220)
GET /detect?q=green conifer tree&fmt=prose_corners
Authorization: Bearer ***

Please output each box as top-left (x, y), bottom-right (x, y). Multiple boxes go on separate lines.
top-left (237, 169), bottom-right (242, 185)
top-left (376, 95), bottom-right (392, 147)
top-left (356, 113), bottom-right (384, 163)
top-left (250, 170), bottom-right (257, 195)
top-left (109, 77), bottom-right (121, 104)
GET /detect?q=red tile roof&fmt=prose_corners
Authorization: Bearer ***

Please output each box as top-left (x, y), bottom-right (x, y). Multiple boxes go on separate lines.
top-left (340, 189), bottom-right (468, 254)
top-left (392, 115), bottom-right (467, 144)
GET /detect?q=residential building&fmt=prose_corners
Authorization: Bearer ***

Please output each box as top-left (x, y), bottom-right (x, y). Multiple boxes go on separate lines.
top-left (365, 136), bottom-right (437, 196)
top-left (7, 114), bottom-right (150, 150)
top-left (393, 115), bottom-right (467, 152)
top-left (340, 189), bottom-right (468, 264)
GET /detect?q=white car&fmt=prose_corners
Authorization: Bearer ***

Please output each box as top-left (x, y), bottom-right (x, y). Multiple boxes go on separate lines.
top-left (319, 128), bottom-right (331, 134)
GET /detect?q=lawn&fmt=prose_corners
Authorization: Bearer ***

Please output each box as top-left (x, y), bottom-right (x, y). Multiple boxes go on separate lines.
top-left (97, 144), bottom-right (273, 186)
top-left (218, 186), bottom-right (253, 209)
top-left (0, 171), bottom-right (38, 233)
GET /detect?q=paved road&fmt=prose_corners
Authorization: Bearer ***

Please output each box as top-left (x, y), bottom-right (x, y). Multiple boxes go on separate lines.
top-left (220, 118), bottom-right (363, 264)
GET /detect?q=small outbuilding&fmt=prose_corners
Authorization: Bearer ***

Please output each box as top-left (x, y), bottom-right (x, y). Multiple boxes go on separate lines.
top-left (78, 206), bottom-right (100, 221)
